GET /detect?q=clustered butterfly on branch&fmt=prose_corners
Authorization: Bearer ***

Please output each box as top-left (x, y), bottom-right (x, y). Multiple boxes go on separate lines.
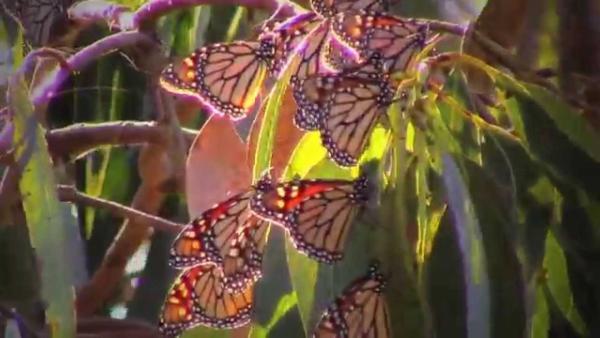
top-left (158, 0), bottom-right (439, 337)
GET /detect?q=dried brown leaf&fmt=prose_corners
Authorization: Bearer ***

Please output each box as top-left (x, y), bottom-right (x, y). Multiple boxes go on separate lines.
top-left (186, 115), bottom-right (251, 216)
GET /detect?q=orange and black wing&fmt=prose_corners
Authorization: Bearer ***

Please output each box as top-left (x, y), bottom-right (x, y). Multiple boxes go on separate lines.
top-left (260, 12), bottom-right (322, 77)
top-left (318, 75), bottom-right (393, 167)
top-left (313, 263), bottom-right (390, 338)
top-left (250, 174), bottom-right (368, 263)
top-left (192, 264), bottom-right (254, 329)
top-left (159, 267), bottom-right (203, 337)
top-left (332, 10), bottom-right (427, 74)
top-left (159, 265), bottom-right (253, 336)
top-left (169, 191), bottom-right (254, 269)
top-left (160, 41), bottom-right (273, 119)
top-left (288, 19), bottom-right (337, 130)
top-left (221, 216), bottom-right (269, 294)
top-left (291, 74), bottom-right (340, 131)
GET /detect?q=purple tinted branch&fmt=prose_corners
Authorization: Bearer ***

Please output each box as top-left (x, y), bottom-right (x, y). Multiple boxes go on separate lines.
top-left (0, 120), bottom-right (13, 155)
top-left (133, 0), bottom-right (301, 27)
top-left (29, 31), bottom-right (153, 107)
top-left (67, 0), bottom-right (303, 31)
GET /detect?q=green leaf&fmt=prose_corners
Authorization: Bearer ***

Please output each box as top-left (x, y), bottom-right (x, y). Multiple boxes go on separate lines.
top-left (500, 78), bottom-right (600, 163)
top-left (462, 160), bottom-right (526, 338)
top-left (252, 76), bottom-right (290, 180)
top-left (544, 232), bottom-right (586, 334)
top-left (531, 285), bottom-right (549, 338)
top-left (499, 76), bottom-right (600, 200)
top-left (283, 132), bottom-right (327, 179)
top-left (251, 71), bottom-right (304, 337)
top-left (11, 75), bottom-right (79, 338)
top-left (249, 293), bottom-right (299, 338)
top-left (441, 154), bottom-right (491, 338)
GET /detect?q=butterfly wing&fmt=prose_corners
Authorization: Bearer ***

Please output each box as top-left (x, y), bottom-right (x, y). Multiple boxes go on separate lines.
top-left (250, 175), bottom-right (368, 263)
top-left (169, 191), bottom-right (254, 269)
top-left (159, 267), bottom-right (203, 337)
top-left (313, 263), bottom-right (390, 338)
top-left (310, 0), bottom-right (389, 18)
top-left (11, 0), bottom-right (69, 47)
top-left (287, 19), bottom-right (338, 130)
top-left (291, 74), bottom-right (340, 131)
top-left (193, 264), bottom-right (254, 329)
top-left (261, 12), bottom-right (321, 77)
top-left (319, 75), bottom-right (393, 167)
top-left (332, 10), bottom-right (427, 74)
top-left (160, 41), bottom-right (272, 119)
top-left (222, 217), bottom-right (269, 293)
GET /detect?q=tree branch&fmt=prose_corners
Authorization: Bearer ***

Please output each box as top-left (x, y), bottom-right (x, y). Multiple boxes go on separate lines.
top-left (68, 0), bottom-right (304, 31)
top-left (57, 185), bottom-right (182, 233)
top-left (72, 85), bottom-right (189, 316)
top-left (46, 121), bottom-right (197, 160)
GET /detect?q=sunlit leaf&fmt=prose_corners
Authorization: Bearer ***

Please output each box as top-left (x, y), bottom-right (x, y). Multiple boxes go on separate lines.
top-left (544, 232), bottom-right (586, 334)
top-left (249, 65), bottom-right (304, 336)
top-left (249, 86), bottom-right (304, 180)
top-left (11, 75), bottom-right (79, 338)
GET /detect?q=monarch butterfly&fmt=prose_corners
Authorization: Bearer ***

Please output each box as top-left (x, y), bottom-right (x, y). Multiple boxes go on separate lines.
top-left (259, 12), bottom-right (322, 77)
top-left (293, 71), bottom-right (393, 167)
top-left (318, 73), bottom-right (394, 166)
top-left (313, 263), bottom-right (390, 338)
top-left (222, 216), bottom-right (269, 294)
top-left (291, 74), bottom-right (338, 131)
top-left (159, 264), bottom-right (253, 336)
top-left (10, 0), bottom-right (70, 47)
top-left (158, 266), bottom-right (201, 337)
top-left (250, 174), bottom-right (369, 263)
top-left (288, 19), bottom-right (338, 130)
top-left (332, 10), bottom-right (428, 75)
top-left (169, 191), bottom-right (268, 293)
top-left (160, 40), bottom-right (275, 120)
top-left (310, 0), bottom-right (389, 19)
top-left (322, 37), bottom-right (363, 73)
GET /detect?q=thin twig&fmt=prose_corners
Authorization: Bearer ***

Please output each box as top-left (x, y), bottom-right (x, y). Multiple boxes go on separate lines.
top-left (46, 121), bottom-right (197, 160)
top-left (29, 31), bottom-right (155, 107)
top-left (73, 84), bottom-right (189, 316)
top-left (57, 185), bottom-right (183, 233)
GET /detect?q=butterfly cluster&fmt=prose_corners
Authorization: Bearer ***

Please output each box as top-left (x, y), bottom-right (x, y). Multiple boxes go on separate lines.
top-left (160, 0), bottom-right (431, 168)
top-left (157, 0), bottom-right (432, 336)
top-left (159, 173), bottom-right (370, 337)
